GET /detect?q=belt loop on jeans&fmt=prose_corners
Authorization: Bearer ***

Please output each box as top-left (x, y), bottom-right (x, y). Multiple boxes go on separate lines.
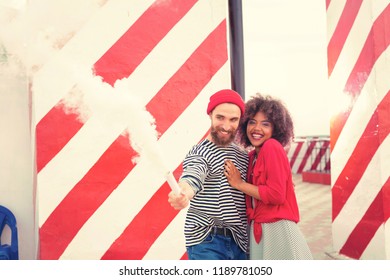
top-left (211, 226), bottom-right (233, 237)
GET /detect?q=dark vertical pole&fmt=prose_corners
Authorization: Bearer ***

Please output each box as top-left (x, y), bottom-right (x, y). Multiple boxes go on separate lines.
top-left (228, 0), bottom-right (245, 100)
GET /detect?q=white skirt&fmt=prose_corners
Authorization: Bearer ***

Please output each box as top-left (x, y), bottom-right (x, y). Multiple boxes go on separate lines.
top-left (249, 220), bottom-right (313, 260)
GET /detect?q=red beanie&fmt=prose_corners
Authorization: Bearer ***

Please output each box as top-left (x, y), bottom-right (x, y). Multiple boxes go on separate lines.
top-left (207, 89), bottom-right (245, 115)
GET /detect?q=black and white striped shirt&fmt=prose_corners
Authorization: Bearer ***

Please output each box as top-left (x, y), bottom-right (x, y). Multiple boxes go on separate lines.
top-left (180, 139), bottom-right (249, 252)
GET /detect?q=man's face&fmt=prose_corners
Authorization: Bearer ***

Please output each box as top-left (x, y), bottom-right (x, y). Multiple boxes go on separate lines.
top-left (209, 103), bottom-right (241, 146)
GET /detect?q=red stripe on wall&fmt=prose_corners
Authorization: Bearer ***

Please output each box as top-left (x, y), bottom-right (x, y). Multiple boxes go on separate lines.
top-left (101, 166), bottom-right (183, 259)
top-left (332, 94), bottom-right (390, 221)
top-left (379, 95), bottom-right (390, 223)
top-left (36, 103), bottom-right (84, 172)
top-left (378, 91), bottom-right (390, 143)
top-left (146, 21), bottom-right (228, 134)
top-left (344, 4), bottom-right (390, 96)
top-left (330, 4), bottom-right (390, 150)
top-left (339, 190), bottom-right (384, 259)
top-left (310, 141), bottom-right (329, 171)
top-left (326, 0), bottom-right (331, 10)
top-left (39, 135), bottom-right (138, 259)
top-left (327, 0), bottom-right (362, 77)
top-left (325, 157), bottom-right (331, 171)
top-left (383, 177), bottom-right (390, 223)
top-left (330, 111), bottom-right (350, 153)
top-left (93, 0), bottom-right (198, 85)
top-left (297, 140), bottom-right (317, 173)
top-left (289, 141), bottom-right (303, 169)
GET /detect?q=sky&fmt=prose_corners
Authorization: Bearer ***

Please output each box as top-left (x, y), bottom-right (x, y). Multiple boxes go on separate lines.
top-left (242, 0), bottom-right (329, 137)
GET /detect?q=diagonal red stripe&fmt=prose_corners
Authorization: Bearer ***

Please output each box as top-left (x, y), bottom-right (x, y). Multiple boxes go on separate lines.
top-left (36, 0), bottom-right (197, 176)
top-left (327, 0), bottom-right (363, 77)
top-left (94, 0), bottom-right (198, 85)
top-left (289, 141), bottom-right (303, 169)
top-left (39, 135), bottom-right (138, 259)
top-left (326, 0), bottom-right (331, 10)
top-left (325, 157), bottom-right (331, 171)
top-left (330, 4), bottom-right (390, 150)
top-left (39, 21), bottom-right (228, 259)
top-left (344, 4), bottom-right (390, 96)
top-left (146, 20), bottom-right (228, 134)
top-left (330, 111), bottom-right (349, 153)
top-left (339, 190), bottom-right (384, 259)
top-left (101, 166), bottom-right (183, 259)
top-left (310, 140), bottom-right (329, 171)
top-left (36, 102), bottom-right (84, 172)
top-left (180, 252), bottom-right (188, 260)
top-left (332, 93), bottom-right (390, 221)
top-left (378, 91), bottom-right (390, 144)
top-left (297, 139), bottom-right (317, 174)
top-left (383, 177), bottom-right (390, 223)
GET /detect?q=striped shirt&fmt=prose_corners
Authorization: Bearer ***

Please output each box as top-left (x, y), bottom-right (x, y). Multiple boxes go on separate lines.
top-left (180, 139), bottom-right (249, 252)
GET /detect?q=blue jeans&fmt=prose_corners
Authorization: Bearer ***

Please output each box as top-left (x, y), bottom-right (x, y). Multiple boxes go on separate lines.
top-left (186, 232), bottom-right (247, 260)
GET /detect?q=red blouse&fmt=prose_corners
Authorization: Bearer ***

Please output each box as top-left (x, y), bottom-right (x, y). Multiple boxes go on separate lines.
top-left (246, 138), bottom-right (300, 243)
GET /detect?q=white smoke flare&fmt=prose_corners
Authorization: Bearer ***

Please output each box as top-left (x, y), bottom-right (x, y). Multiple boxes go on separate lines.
top-left (1, 0), bottom-right (173, 175)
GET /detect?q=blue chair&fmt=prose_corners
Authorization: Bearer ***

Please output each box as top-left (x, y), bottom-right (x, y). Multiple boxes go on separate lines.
top-left (0, 205), bottom-right (19, 260)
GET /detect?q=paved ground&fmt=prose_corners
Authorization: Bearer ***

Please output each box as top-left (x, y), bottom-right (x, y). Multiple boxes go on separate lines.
top-left (293, 174), bottom-right (337, 260)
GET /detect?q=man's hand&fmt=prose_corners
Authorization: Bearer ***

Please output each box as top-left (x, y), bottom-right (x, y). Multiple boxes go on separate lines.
top-left (167, 181), bottom-right (195, 210)
top-left (168, 192), bottom-right (189, 210)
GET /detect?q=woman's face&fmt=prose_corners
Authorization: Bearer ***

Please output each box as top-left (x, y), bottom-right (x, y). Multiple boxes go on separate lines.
top-left (246, 111), bottom-right (273, 150)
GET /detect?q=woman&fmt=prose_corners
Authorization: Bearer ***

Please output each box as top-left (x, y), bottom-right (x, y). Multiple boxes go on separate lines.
top-left (224, 93), bottom-right (313, 260)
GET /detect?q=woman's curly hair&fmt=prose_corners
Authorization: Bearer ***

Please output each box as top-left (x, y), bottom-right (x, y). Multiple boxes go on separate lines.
top-left (237, 93), bottom-right (294, 148)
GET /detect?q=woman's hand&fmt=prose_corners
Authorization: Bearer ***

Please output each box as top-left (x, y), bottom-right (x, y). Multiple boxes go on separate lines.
top-left (224, 160), bottom-right (244, 190)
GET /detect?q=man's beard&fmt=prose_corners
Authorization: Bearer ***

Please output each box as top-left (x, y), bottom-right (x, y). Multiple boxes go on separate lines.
top-left (210, 126), bottom-right (236, 147)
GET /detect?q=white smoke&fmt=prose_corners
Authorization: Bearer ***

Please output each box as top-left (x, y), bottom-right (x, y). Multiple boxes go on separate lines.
top-left (1, 0), bottom-right (169, 171)
top-left (63, 67), bottom-right (167, 168)
top-left (1, 0), bottom-right (108, 72)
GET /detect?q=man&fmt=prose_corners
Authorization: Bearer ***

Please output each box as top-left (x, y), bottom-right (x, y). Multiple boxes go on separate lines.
top-left (168, 89), bottom-right (249, 260)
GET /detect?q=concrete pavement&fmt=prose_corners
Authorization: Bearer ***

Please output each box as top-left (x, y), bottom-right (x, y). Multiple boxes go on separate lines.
top-left (294, 174), bottom-right (339, 260)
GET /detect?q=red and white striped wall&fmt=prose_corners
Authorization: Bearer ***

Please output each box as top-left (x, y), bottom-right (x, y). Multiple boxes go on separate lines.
top-left (327, 0), bottom-right (390, 259)
top-left (33, 0), bottom-right (231, 260)
top-left (288, 136), bottom-right (331, 175)
top-left (287, 136), bottom-right (331, 185)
